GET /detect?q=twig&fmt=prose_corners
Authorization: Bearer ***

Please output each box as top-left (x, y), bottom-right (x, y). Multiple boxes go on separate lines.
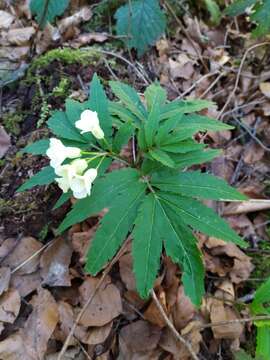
top-left (199, 71), bottom-right (226, 99)
top-left (197, 315), bottom-right (270, 331)
top-left (57, 239), bottom-right (130, 360)
top-left (217, 42), bottom-right (270, 119)
top-left (177, 71), bottom-right (219, 99)
top-left (151, 289), bottom-right (199, 360)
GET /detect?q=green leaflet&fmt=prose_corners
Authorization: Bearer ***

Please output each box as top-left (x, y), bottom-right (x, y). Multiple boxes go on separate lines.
top-left (152, 171), bottom-right (248, 201)
top-left (113, 122), bottom-right (135, 153)
top-left (251, 277), bottom-right (270, 314)
top-left (47, 111), bottom-right (86, 143)
top-left (160, 140), bottom-right (205, 154)
top-left (132, 194), bottom-right (163, 298)
top-left (109, 102), bottom-right (140, 128)
top-left (173, 149), bottom-right (221, 168)
top-left (57, 168), bottom-right (141, 233)
top-left (30, 0), bottom-right (69, 28)
top-left (149, 149), bottom-right (175, 168)
top-left (156, 196), bottom-right (205, 306)
top-left (176, 114), bottom-right (234, 131)
top-left (158, 192), bottom-right (247, 247)
top-left (160, 99), bottom-right (214, 119)
top-left (86, 181), bottom-right (146, 274)
top-left (144, 97), bottom-right (160, 147)
top-left (204, 0), bottom-right (221, 25)
top-left (23, 139), bottom-right (49, 155)
top-left (115, 0), bottom-right (166, 56)
top-left (109, 81), bottom-right (147, 121)
top-left (144, 83), bottom-right (167, 111)
top-left (256, 326), bottom-right (270, 360)
top-left (17, 166), bottom-right (55, 192)
top-left (225, 0), bottom-right (254, 16)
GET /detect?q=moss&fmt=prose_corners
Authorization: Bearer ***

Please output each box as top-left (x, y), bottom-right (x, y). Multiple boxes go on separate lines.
top-left (51, 77), bottom-right (71, 97)
top-left (2, 112), bottom-right (23, 135)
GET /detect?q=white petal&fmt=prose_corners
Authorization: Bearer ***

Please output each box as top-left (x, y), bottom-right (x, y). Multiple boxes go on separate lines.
top-left (70, 176), bottom-right (85, 193)
top-left (71, 159), bottom-right (88, 174)
top-left (91, 126), bottom-right (104, 139)
top-left (84, 168), bottom-right (98, 182)
top-left (75, 118), bottom-right (92, 134)
top-left (65, 146), bottom-right (81, 159)
top-left (55, 177), bottom-right (70, 193)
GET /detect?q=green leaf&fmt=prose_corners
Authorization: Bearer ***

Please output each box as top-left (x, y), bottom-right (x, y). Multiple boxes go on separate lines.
top-left (152, 171), bottom-right (248, 201)
top-left (176, 114), bottom-right (234, 132)
top-left (115, 0), bottom-right (166, 56)
top-left (17, 166), bottom-right (55, 192)
top-left (132, 194), bottom-right (163, 298)
top-left (87, 73), bottom-right (112, 139)
top-left (57, 168), bottom-right (141, 233)
top-left (144, 98), bottom-right (160, 147)
top-left (173, 149), bottom-right (221, 168)
top-left (160, 99), bottom-right (214, 119)
top-left (160, 139), bottom-right (205, 153)
top-left (156, 196), bottom-right (205, 306)
top-left (53, 191), bottom-right (72, 210)
top-left (256, 326), bottom-right (270, 360)
top-left (204, 0), bottom-right (221, 25)
top-left (251, 0), bottom-right (270, 37)
top-left (86, 181), bottom-right (146, 274)
top-left (149, 149), bottom-right (176, 168)
top-left (65, 99), bottom-right (84, 126)
top-left (30, 0), bottom-right (69, 28)
top-left (23, 139), bottom-right (49, 155)
top-left (144, 83), bottom-right (167, 111)
top-left (109, 102), bottom-right (140, 127)
top-left (109, 81), bottom-right (147, 121)
top-left (252, 277), bottom-right (270, 314)
top-left (225, 0), bottom-right (255, 16)
top-left (47, 111), bottom-right (86, 143)
top-left (113, 122), bottom-right (135, 152)
top-left (158, 192), bottom-right (247, 247)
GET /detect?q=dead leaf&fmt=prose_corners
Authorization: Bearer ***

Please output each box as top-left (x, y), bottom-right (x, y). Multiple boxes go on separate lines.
top-left (259, 82), bottom-right (270, 98)
top-left (0, 11), bottom-right (15, 29)
top-left (169, 54), bottom-right (195, 80)
top-left (0, 288), bottom-right (20, 323)
top-left (172, 286), bottom-right (195, 331)
top-left (119, 320), bottom-right (161, 354)
top-left (86, 321), bottom-right (113, 345)
top-left (223, 200), bottom-right (270, 215)
top-left (71, 227), bottom-right (96, 263)
top-left (40, 237), bottom-right (72, 287)
top-left (58, 7), bottom-right (92, 34)
top-left (21, 288), bottom-right (59, 360)
top-left (69, 32), bottom-right (108, 48)
top-left (0, 126), bottom-right (11, 158)
top-left (6, 27), bottom-right (35, 45)
top-left (3, 236), bottom-right (42, 275)
top-left (0, 333), bottom-right (28, 360)
top-left (243, 143), bottom-right (265, 164)
top-left (45, 347), bottom-right (84, 360)
top-left (144, 290), bottom-right (167, 328)
top-left (119, 252), bottom-right (136, 291)
top-left (0, 46), bottom-right (29, 60)
top-left (79, 276), bottom-right (122, 327)
top-left (0, 267), bottom-right (11, 296)
top-left (10, 271), bottom-right (41, 297)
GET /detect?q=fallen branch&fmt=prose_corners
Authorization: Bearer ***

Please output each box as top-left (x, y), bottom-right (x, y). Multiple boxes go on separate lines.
top-left (151, 289), bottom-right (199, 360)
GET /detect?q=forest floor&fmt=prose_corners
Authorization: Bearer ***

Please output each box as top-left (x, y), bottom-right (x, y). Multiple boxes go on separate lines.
top-left (0, 1), bottom-right (270, 359)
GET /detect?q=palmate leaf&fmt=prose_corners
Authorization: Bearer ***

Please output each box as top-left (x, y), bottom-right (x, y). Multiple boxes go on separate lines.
top-left (149, 149), bottom-right (176, 168)
top-left (17, 166), bottom-right (55, 192)
top-left (30, 0), bottom-right (69, 28)
top-left (57, 168), bottom-right (142, 233)
top-left (160, 99), bottom-right (214, 119)
top-left (176, 114), bottom-right (234, 132)
top-left (256, 326), bottom-right (270, 360)
top-left (23, 139), bottom-right (50, 155)
top-left (173, 149), bottom-right (221, 168)
top-left (86, 181), bottom-right (146, 274)
top-left (158, 192), bottom-right (247, 247)
top-left (160, 139), bottom-right (205, 154)
top-left (115, 0), bottom-right (166, 56)
top-left (109, 102), bottom-right (140, 128)
top-left (144, 83), bottom-right (167, 111)
top-left (152, 171), bottom-right (248, 201)
top-left (113, 122), bottom-right (135, 153)
top-left (132, 193), bottom-right (204, 305)
top-left (225, 0), bottom-right (254, 16)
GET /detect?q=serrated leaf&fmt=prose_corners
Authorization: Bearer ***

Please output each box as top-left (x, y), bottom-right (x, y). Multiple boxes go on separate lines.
top-left (157, 197), bottom-right (205, 306)
top-left (86, 73), bottom-right (112, 139)
top-left (149, 148), bottom-right (176, 168)
top-left (23, 139), bottom-right (49, 155)
top-left (158, 192), bottom-right (247, 247)
top-left (86, 181), bottom-right (146, 274)
top-left (113, 122), bottom-right (135, 152)
top-left (144, 83), bottom-right (167, 111)
top-left (30, 0), bottom-right (69, 28)
top-left (177, 114), bottom-right (234, 131)
top-left (152, 171), bottom-right (248, 201)
top-left (47, 111), bottom-right (87, 143)
top-left (17, 166), bottom-right (55, 192)
top-left (225, 0), bottom-right (255, 16)
top-left (132, 194), bottom-right (163, 298)
top-left (109, 102), bottom-right (140, 127)
top-left (251, 0), bottom-right (270, 37)
top-left (57, 168), bottom-right (141, 233)
top-left (173, 149), bottom-right (221, 168)
top-left (109, 81), bottom-right (147, 121)
top-left (160, 99), bottom-right (214, 119)
top-left (144, 98), bottom-right (160, 147)
top-left (160, 139), bottom-right (205, 153)
top-left (115, 0), bottom-right (166, 55)
top-left (256, 326), bottom-right (270, 360)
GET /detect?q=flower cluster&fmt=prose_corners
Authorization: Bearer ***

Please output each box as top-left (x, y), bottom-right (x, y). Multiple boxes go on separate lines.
top-left (46, 109), bottom-right (104, 199)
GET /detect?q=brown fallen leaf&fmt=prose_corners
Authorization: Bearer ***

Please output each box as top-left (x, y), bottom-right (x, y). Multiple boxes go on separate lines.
top-left (0, 333), bottom-right (28, 360)
top-left (0, 267), bottom-right (11, 296)
top-left (69, 32), bottom-right (108, 48)
top-left (169, 54), bottom-right (195, 80)
top-left (0, 288), bottom-right (20, 324)
top-left (86, 321), bottom-right (113, 345)
top-left (0, 46), bottom-right (29, 60)
top-left (79, 276), bottom-right (122, 327)
top-left (58, 7), bottom-right (92, 34)
top-left (223, 200), bottom-right (270, 215)
top-left (144, 289), bottom-right (167, 328)
top-left (119, 252), bottom-right (136, 291)
top-left (21, 288), bottom-right (59, 360)
top-left (45, 347), bottom-right (85, 360)
top-left (5, 27), bottom-right (35, 46)
top-left (10, 271), bottom-right (41, 297)
top-left (172, 285), bottom-right (195, 331)
top-left (259, 82), bottom-right (270, 98)
top-left (3, 236), bottom-right (42, 275)
top-left (119, 320), bottom-right (161, 354)
top-left (40, 237), bottom-right (72, 287)
top-left (0, 126), bottom-right (11, 158)
top-left (0, 10), bottom-right (15, 29)
top-left (243, 143), bottom-right (265, 164)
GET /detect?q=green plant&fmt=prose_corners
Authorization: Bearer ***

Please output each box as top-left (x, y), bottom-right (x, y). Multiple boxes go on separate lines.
top-left (225, 0), bottom-right (270, 37)
top-left (115, 0), bottom-right (166, 55)
top-left (18, 74), bottom-right (248, 306)
top-left (30, 0), bottom-right (70, 28)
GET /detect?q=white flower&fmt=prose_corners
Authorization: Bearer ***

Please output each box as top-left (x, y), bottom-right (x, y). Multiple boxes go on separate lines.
top-left (46, 138), bottom-right (81, 168)
top-left (70, 168), bottom-right (98, 199)
top-left (55, 159), bottom-right (87, 193)
top-left (75, 109), bottom-right (104, 139)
